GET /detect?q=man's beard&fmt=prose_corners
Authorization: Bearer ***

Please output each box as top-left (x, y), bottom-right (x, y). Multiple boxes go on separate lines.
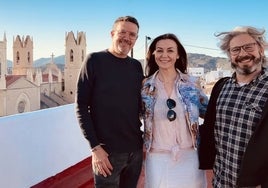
top-left (231, 55), bottom-right (262, 75)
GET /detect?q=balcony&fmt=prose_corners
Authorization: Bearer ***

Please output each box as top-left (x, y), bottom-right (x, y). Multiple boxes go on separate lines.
top-left (0, 104), bottom-right (212, 188)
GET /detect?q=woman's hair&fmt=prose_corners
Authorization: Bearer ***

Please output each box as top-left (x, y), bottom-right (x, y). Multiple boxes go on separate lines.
top-left (145, 33), bottom-right (188, 77)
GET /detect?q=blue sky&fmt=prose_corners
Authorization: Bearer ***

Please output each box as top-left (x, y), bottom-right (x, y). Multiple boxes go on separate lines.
top-left (1, 0), bottom-right (268, 60)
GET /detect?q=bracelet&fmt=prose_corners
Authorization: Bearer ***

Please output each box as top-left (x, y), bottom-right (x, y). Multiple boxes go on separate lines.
top-left (91, 143), bottom-right (105, 152)
top-left (91, 145), bottom-right (100, 152)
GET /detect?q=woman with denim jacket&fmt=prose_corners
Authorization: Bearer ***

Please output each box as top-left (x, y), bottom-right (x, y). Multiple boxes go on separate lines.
top-left (141, 33), bottom-right (208, 188)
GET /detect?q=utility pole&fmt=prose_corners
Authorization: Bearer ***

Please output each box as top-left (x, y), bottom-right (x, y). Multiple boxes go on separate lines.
top-left (131, 48), bottom-right (133, 57)
top-left (144, 36), bottom-right (151, 70)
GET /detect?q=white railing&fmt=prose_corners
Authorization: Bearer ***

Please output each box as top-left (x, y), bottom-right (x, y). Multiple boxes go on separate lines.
top-left (0, 104), bottom-right (91, 188)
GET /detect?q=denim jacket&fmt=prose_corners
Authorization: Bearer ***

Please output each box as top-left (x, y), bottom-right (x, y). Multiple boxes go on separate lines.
top-left (141, 70), bottom-right (208, 152)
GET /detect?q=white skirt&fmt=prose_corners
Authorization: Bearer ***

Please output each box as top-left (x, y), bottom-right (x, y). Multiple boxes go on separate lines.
top-left (145, 149), bottom-right (207, 188)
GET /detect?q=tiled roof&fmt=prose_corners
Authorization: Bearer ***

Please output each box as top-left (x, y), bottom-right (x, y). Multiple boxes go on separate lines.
top-left (42, 73), bottom-right (58, 82)
top-left (6, 75), bottom-right (26, 87)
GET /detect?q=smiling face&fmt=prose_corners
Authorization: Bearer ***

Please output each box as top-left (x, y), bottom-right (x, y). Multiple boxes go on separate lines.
top-left (153, 39), bottom-right (179, 71)
top-left (109, 21), bottom-right (138, 58)
top-left (229, 33), bottom-right (264, 75)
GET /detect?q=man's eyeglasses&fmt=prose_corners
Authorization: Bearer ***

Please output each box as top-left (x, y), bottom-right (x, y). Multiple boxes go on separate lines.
top-left (229, 42), bottom-right (257, 55)
top-left (166, 98), bottom-right (176, 121)
top-left (116, 30), bottom-right (138, 40)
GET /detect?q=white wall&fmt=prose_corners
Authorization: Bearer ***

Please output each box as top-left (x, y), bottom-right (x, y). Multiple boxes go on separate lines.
top-left (0, 104), bottom-right (91, 188)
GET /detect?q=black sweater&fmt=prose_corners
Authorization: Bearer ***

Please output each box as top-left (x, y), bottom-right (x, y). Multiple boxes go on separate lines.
top-left (76, 50), bottom-right (144, 153)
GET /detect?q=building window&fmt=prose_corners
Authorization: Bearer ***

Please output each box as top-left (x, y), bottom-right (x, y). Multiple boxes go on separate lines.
top-left (28, 52), bottom-right (30, 63)
top-left (16, 51), bottom-right (20, 64)
top-left (18, 100), bottom-right (26, 113)
top-left (70, 49), bottom-right (74, 62)
top-left (82, 50), bottom-right (84, 61)
top-left (61, 80), bottom-right (65, 91)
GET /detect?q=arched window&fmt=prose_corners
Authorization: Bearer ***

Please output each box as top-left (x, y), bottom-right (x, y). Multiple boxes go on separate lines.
top-left (18, 100), bottom-right (26, 113)
top-left (16, 51), bottom-right (20, 64)
top-left (82, 50), bottom-right (84, 61)
top-left (70, 49), bottom-right (74, 62)
top-left (27, 52), bottom-right (30, 63)
top-left (16, 93), bottom-right (30, 113)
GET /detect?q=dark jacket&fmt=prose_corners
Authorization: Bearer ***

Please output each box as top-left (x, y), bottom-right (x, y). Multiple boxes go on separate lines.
top-left (237, 100), bottom-right (268, 187)
top-left (198, 77), bottom-right (228, 169)
top-left (198, 77), bottom-right (268, 187)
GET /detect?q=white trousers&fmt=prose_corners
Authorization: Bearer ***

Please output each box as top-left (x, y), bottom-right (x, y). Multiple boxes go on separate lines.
top-left (145, 149), bottom-right (207, 188)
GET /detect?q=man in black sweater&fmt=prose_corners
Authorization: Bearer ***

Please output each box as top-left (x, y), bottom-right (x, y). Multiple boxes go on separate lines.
top-left (76, 16), bottom-right (144, 188)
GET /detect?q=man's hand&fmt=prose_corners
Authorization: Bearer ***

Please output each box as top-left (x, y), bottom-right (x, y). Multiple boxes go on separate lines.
top-left (92, 145), bottom-right (113, 177)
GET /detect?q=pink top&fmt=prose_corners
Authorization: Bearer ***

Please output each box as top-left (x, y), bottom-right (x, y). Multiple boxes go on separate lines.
top-left (151, 77), bottom-right (193, 161)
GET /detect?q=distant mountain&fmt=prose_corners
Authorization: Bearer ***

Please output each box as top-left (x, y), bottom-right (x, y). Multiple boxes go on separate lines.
top-left (6, 53), bottom-right (231, 73)
top-left (33, 58), bottom-right (51, 67)
top-left (33, 55), bottom-right (65, 67)
top-left (140, 53), bottom-right (230, 73)
top-left (6, 55), bottom-right (65, 71)
top-left (188, 53), bottom-right (230, 72)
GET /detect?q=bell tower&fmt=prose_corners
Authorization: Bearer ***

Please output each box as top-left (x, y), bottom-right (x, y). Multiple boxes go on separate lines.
top-left (64, 31), bottom-right (86, 102)
top-left (12, 35), bottom-right (34, 75)
top-left (0, 33), bottom-right (7, 89)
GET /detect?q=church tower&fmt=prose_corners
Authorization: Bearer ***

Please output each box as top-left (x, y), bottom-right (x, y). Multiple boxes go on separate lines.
top-left (12, 35), bottom-right (34, 75)
top-left (0, 33), bottom-right (7, 89)
top-left (64, 31), bottom-right (86, 103)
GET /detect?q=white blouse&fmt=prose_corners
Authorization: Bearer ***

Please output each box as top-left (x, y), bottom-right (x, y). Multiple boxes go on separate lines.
top-left (151, 77), bottom-right (193, 161)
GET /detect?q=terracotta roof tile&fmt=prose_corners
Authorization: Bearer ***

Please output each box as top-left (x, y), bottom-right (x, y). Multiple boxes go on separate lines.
top-left (6, 75), bottom-right (26, 87)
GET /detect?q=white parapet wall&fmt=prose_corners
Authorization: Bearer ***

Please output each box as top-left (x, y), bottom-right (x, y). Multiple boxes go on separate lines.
top-left (0, 104), bottom-right (91, 188)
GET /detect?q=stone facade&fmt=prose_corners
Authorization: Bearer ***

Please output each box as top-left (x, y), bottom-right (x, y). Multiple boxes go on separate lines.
top-left (63, 31), bottom-right (86, 103)
top-left (12, 35), bottom-right (34, 75)
top-left (0, 31), bottom-right (86, 116)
